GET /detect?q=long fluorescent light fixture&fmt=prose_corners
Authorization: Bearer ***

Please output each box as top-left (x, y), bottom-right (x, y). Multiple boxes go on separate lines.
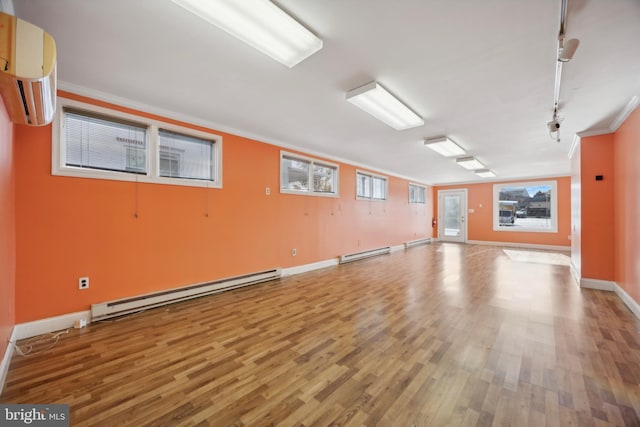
top-left (424, 137), bottom-right (465, 157)
top-left (474, 169), bottom-right (496, 178)
top-left (456, 156), bottom-right (485, 170)
top-left (346, 82), bottom-right (424, 130)
top-left (171, 0), bottom-right (323, 68)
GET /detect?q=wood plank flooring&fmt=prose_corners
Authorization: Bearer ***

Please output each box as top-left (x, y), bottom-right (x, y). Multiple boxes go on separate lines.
top-left (2, 243), bottom-right (640, 426)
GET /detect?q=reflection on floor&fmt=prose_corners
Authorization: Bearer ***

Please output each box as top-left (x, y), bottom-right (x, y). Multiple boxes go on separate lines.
top-left (503, 248), bottom-right (571, 266)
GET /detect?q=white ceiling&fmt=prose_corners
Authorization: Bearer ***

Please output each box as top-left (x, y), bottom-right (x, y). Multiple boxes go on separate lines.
top-left (14, 0), bottom-right (640, 185)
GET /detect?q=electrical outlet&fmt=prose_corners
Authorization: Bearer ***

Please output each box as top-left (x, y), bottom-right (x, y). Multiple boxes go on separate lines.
top-left (265, 187), bottom-right (271, 195)
top-left (79, 277), bottom-right (89, 290)
top-left (291, 248), bottom-right (297, 256)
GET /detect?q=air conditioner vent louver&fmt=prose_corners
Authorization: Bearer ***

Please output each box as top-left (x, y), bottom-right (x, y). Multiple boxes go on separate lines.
top-left (0, 12), bottom-right (57, 126)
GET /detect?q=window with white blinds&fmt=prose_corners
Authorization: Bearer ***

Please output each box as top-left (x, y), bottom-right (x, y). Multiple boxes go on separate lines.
top-left (53, 99), bottom-right (222, 188)
top-left (280, 152), bottom-right (338, 196)
top-left (159, 130), bottom-right (215, 181)
top-left (357, 171), bottom-right (387, 200)
top-left (65, 110), bottom-right (148, 174)
top-left (409, 183), bottom-right (426, 204)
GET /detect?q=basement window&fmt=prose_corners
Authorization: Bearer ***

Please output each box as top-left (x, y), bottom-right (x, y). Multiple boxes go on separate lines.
top-left (52, 98), bottom-right (222, 188)
top-left (409, 183), bottom-right (426, 204)
top-left (280, 151), bottom-right (338, 196)
top-left (356, 171), bottom-right (387, 200)
top-left (493, 180), bottom-right (557, 232)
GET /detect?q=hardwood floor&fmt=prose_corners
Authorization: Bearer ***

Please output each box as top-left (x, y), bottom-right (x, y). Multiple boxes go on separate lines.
top-left (2, 243), bottom-right (640, 426)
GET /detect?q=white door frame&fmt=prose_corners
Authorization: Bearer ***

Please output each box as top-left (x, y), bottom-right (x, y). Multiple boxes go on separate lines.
top-left (437, 189), bottom-right (468, 243)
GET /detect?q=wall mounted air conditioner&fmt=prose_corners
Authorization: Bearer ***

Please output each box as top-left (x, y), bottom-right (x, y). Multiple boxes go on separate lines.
top-left (0, 12), bottom-right (56, 126)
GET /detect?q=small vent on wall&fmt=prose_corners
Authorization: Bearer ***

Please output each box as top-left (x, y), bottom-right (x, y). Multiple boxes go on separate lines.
top-left (339, 246), bottom-right (391, 264)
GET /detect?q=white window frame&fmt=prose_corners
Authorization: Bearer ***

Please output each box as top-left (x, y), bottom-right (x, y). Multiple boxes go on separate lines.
top-left (52, 97), bottom-right (223, 189)
top-left (356, 170), bottom-right (387, 201)
top-left (279, 151), bottom-right (339, 197)
top-left (409, 183), bottom-right (426, 204)
top-left (493, 180), bottom-right (558, 233)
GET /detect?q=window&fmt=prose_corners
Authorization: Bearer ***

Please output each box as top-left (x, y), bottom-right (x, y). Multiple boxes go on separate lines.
top-left (53, 98), bottom-right (222, 188)
top-left (158, 130), bottom-right (215, 181)
top-left (409, 183), bottom-right (426, 204)
top-left (65, 110), bottom-right (148, 174)
top-left (493, 180), bottom-right (557, 232)
top-left (280, 152), bottom-right (338, 196)
top-left (356, 171), bottom-right (387, 200)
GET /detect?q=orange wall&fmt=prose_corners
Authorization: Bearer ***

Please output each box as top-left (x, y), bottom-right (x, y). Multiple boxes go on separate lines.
top-left (0, 99), bottom-right (15, 357)
top-left (434, 177), bottom-right (571, 247)
top-left (579, 134), bottom-right (615, 280)
top-left (13, 92), bottom-right (431, 322)
top-left (614, 106), bottom-right (640, 303)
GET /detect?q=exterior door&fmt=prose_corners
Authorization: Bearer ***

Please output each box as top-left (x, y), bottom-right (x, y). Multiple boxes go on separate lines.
top-left (438, 189), bottom-right (467, 243)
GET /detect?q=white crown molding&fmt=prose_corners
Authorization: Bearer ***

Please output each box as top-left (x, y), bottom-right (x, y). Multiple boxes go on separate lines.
top-left (575, 128), bottom-right (613, 138)
top-left (609, 95), bottom-right (640, 132)
top-left (568, 134), bottom-right (580, 159)
top-left (573, 96), bottom-right (640, 141)
top-left (57, 82), bottom-right (429, 186)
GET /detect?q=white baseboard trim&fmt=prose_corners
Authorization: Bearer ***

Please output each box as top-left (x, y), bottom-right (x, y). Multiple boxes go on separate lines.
top-left (281, 258), bottom-right (339, 277)
top-left (569, 262), bottom-right (580, 286)
top-left (282, 244), bottom-right (405, 277)
top-left (0, 327), bottom-right (16, 397)
top-left (13, 310), bottom-right (91, 341)
top-left (580, 278), bottom-right (615, 291)
top-left (579, 278), bottom-right (640, 321)
top-left (614, 283), bottom-right (640, 320)
top-left (466, 240), bottom-right (571, 252)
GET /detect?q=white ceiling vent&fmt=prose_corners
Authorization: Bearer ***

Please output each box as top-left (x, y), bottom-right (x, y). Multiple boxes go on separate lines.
top-left (0, 12), bottom-right (56, 126)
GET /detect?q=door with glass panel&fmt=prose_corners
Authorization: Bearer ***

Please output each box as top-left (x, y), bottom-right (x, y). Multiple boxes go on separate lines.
top-left (438, 189), bottom-right (467, 243)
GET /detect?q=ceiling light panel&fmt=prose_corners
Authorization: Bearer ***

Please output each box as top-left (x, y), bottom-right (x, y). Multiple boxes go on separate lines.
top-left (172, 0), bottom-right (323, 68)
top-left (474, 169), bottom-right (496, 178)
top-left (423, 137), bottom-right (465, 157)
top-left (346, 82), bottom-right (424, 131)
top-left (456, 156), bottom-right (485, 170)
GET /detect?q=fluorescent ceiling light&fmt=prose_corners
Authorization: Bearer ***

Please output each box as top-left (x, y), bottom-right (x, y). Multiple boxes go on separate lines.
top-left (423, 137), bottom-right (465, 157)
top-left (456, 156), bottom-right (485, 170)
top-left (474, 169), bottom-right (496, 178)
top-left (346, 82), bottom-right (424, 130)
top-left (171, 0), bottom-right (323, 68)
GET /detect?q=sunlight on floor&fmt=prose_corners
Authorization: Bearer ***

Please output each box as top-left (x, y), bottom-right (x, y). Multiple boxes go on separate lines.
top-left (503, 249), bottom-right (571, 266)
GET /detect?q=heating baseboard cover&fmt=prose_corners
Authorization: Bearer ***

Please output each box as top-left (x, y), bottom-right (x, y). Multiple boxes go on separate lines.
top-left (91, 268), bottom-right (281, 321)
top-left (405, 238), bottom-right (432, 249)
top-left (339, 246), bottom-right (391, 264)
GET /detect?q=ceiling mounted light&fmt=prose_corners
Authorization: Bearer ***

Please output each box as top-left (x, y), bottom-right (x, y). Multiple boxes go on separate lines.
top-left (346, 81), bottom-right (424, 130)
top-left (474, 169), bottom-right (496, 178)
top-left (456, 156), bottom-right (485, 170)
top-left (171, 0), bottom-right (323, 68)
top-left (423, 137), bottom-right (465, 157)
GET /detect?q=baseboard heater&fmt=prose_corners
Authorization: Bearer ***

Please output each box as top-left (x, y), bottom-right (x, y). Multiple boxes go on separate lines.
top-left (91, 268), bottom-right (281, 321)
top-left (405, 238), bottom-right (432, 249)
top-left (339, 246), bottom-right (391, 264)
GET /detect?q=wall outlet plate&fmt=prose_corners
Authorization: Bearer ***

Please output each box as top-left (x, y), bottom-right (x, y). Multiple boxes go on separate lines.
top-left (79, 277), bottom-right (89, 290)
